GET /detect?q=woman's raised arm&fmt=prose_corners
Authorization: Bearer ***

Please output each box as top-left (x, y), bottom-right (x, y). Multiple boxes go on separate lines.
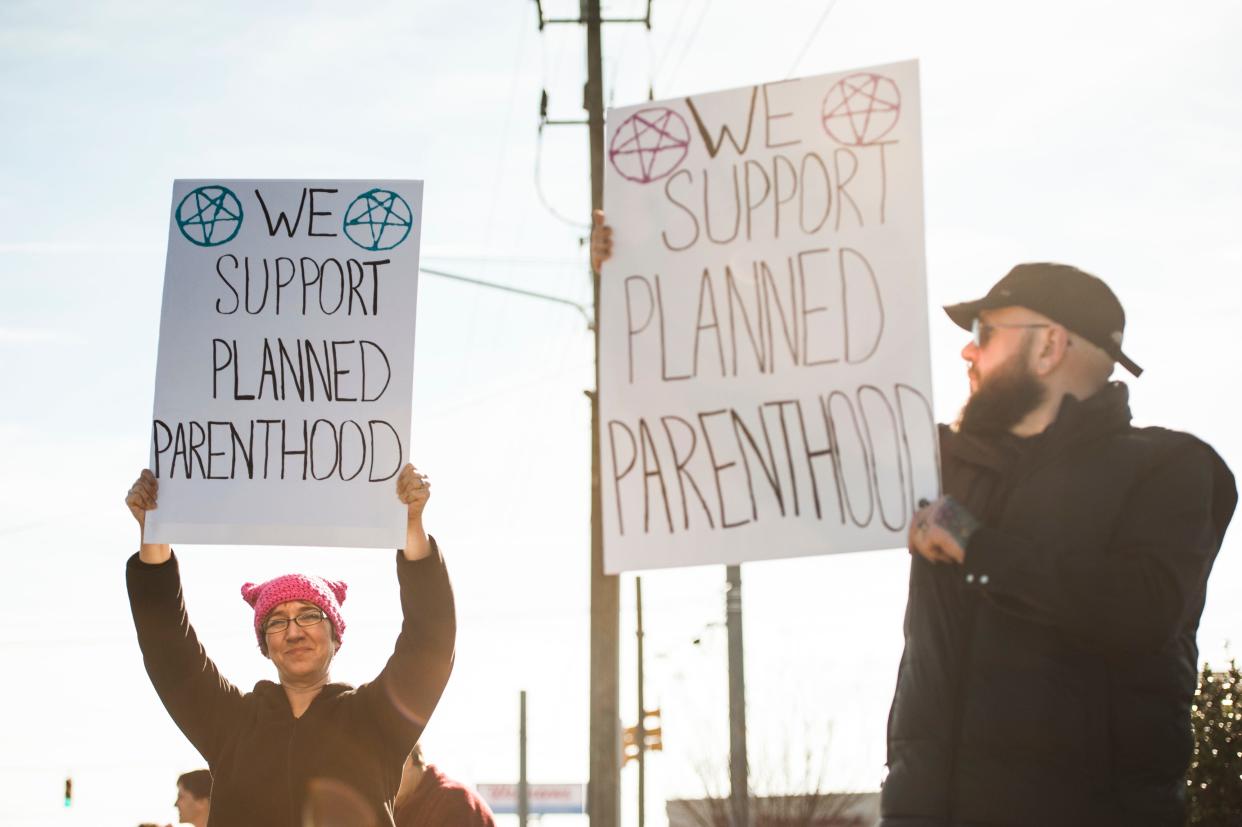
top-left (125, 469), bottom-right (171, 564)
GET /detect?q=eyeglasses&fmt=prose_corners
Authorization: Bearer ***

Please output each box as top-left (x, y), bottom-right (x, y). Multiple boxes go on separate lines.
top-left (262, 609), bottom-right (327, 635)
top-left (971, 318), bottom-right (1050, 348)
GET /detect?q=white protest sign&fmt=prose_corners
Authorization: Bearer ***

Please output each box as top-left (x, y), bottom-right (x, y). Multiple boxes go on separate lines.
top-left (600, 61), bottom-right (939, 573)
top-left (145, 180), bottom-right (423, 548)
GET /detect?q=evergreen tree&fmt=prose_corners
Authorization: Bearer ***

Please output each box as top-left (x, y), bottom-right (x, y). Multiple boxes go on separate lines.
top-left (1187, 659), bottom-right (1242, 824)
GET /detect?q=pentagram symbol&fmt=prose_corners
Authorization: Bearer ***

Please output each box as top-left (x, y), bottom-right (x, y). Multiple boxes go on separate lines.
top-left (343, 189), bottom-right (413, 251)
top-left (609, 107), bottom-right (691, 185)
top-left (176, 186), bottom-right (243, 247)
top-left (821, 73), bottom-right (902, 146)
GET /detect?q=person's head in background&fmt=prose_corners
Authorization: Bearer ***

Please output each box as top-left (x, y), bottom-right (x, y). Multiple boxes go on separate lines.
top-left (175, 769), bottom-right (212, 827)
top-left (396, 743), bottom-right (428, 803)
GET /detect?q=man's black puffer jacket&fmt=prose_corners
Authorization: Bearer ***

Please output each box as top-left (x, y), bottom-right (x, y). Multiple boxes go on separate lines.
top-left (881, 383), bottom-right (1236, 827)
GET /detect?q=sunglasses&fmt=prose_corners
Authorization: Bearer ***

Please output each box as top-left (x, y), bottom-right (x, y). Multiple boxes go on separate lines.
top-left (971, 318), bottom-right (1051, 348)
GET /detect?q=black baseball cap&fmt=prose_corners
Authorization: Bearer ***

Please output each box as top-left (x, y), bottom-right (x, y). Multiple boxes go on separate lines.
top-left (944, 262), bottom-right (1143, 377)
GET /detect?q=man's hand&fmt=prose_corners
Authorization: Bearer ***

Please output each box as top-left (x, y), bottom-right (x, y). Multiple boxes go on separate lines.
top-left (590, 209), bottom-right (612, 272)
top-left (125, 469), bottom-right (171, 563)
top-left (908, 496), bottom-right (980, 566)
top-left (396, 463), bottom-right (432, 560)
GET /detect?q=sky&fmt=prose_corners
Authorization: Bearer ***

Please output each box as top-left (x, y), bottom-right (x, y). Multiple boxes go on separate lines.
top-left (1, 0), bottom-right (1240, 825)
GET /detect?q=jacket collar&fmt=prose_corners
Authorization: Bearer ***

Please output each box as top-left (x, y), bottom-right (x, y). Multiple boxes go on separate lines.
top-left (1043, 381), bottom-right (1133, 444)
top-left (945, 381), bottom-right (1133, 472)
top-left (254, 679), bottom-right (352, 716)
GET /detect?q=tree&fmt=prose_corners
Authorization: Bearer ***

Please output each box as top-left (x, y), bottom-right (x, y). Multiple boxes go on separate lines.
top-left (1187, 659), bottom-right (1242, 825)
top-left (674, 730), bottom-right (876, 827)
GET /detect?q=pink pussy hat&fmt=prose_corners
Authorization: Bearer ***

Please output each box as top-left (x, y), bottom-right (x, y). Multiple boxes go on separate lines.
top-left (240, 574), bottom-right (348, 653)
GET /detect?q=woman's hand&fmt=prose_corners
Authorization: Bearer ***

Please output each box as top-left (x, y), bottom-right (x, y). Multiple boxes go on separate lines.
top-left (125, 469), bottom-right (171, 564)
top-left (396, 463), bottom-right (431, 561)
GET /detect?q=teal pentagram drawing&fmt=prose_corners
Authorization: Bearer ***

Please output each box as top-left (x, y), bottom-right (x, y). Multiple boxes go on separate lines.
top-left (343, 189), bottom-right (413, 251)
top-left (175, 185), bottom-right (243, 247)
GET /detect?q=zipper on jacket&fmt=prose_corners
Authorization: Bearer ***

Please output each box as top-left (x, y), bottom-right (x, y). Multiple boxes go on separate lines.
top-left (945, 453), bottom-right (1025, 823)
top-left (287, 718), bottom-right (298, 827)
top-left (946, 591), bottom-right (979, 823)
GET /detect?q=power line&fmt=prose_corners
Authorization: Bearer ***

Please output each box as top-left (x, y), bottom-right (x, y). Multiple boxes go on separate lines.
top-left (421, 253), bottom-right (581, 265)
top-left (650, 0), bottom-right (694, 83)
top-left (482, 1), bottom-right (537, 251)
top-left (533, 126), bottom-right (592, 230)
top-left (662, 0), bottom-right (712, 92)
top-left (420, 266), bottom-right (593, 328)
top-left (534, 2), bottom-right (590, 231)
top-left (418, 358), bottom-right (591, 421)
top-left (787, 0), bottom-right (840, 79)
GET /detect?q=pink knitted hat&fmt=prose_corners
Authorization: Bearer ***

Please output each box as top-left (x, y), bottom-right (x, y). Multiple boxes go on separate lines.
top-left (240, 574), bottom-right (348, 653)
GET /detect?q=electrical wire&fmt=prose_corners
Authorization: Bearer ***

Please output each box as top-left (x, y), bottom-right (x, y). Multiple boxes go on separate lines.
top-left (422, 253), bottom-right (580, 265)
top-left (420, 265), bottom-right (593, 327)
top-left (533, 1), bottom-right (592, 230)
top-left (650, 0), bottom-right (694, 87)
top-left (786, 0), bottom-right (840, 79)
top-left (662, 0), bottom-right (712, 92)
top-left (645, 8), bottom-right (656, 99)
top-left (606, 8), bottom-right (636, 108)
top-left (482, 1), bottom-right (536, 250)
top-left (533, 127), bottom-right (592, 230)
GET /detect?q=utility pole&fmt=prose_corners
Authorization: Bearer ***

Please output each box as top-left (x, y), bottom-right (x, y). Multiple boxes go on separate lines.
top-left (726, 565), bottom-right (749, 827)
top-left (519, 690), bottom-right (529, 827)
top-left (584, 0), bottom-right (618, 822)
top-left (636, 576), bottom-right (647, 827)
top-left (532, 2), bottom-right (652, 824)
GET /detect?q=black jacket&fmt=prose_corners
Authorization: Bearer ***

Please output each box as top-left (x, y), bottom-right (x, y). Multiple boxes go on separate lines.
top-left (127, 542), bottom-right (456, 827)
top-left (881, 383), bottom-right (1236, 827)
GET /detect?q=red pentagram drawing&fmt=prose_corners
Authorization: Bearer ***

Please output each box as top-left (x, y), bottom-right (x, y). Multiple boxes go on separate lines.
top-left (609, 107), bottom-right (692, 184)
top-left (821, 73), bottom-right (902, 146)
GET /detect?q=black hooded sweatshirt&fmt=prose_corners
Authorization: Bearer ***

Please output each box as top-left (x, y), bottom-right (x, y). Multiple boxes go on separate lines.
top-left (127, 541), bottom-right (455, 827)
top-left (881, 383), bottom-right (1236, 827)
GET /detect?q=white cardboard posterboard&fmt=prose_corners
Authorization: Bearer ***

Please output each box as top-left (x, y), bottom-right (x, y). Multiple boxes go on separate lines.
top-left (600, 61), bottom-right (939, 573)
top-left (145, 180), bottom-right (423, 548)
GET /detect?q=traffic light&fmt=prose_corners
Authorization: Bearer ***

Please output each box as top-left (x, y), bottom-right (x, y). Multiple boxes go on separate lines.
top-left (622, 725), bottom-right (640, 765)
top-left (643, 708), bottom-right (663, 751)
top-left (622, 709), bottom-right (664, 765)
top-left (64, 777), bottom-right (72, 808)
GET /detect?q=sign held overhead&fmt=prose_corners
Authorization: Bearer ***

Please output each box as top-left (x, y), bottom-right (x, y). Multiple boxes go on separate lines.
top-left (600, 62), bottom-right (938, 572)
top-left (146, 180), bottom-right (424, 549)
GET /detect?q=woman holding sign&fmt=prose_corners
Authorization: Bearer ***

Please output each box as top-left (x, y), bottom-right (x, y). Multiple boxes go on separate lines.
top-left (124, 463), bottom-right (454, 827)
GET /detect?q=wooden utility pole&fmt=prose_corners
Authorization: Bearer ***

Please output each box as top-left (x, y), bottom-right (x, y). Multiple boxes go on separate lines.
top-left (636, 577), bottom-right (647, 827)
top-left (585, 2), bottom-right (619, 825)
top-left (531, 3), bottom-right (652, 823)
top-left (727, 564), bottom-right (749, 827)
top-left (519, 690), bottom-right (529, 827)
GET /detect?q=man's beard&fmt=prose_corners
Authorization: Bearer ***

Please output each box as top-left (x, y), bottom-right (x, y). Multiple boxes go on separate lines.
top-left (957, 345), bottom-right (1046, 435)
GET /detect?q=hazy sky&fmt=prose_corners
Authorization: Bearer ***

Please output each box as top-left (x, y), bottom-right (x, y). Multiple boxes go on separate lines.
top-left (2, 1), bottom-right (1239, 825)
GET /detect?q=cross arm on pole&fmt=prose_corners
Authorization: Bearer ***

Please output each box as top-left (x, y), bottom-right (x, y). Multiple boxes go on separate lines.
top-left (532, 0), bottom-right (654, 29)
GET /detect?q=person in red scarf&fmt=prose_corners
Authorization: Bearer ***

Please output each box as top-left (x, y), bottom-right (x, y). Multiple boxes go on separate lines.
top-left (395, 744), bottom-right (496, 827)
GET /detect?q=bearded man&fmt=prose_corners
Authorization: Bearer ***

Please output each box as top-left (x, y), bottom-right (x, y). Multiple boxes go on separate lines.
top-left (883, 263), bottom-right (1236, 826)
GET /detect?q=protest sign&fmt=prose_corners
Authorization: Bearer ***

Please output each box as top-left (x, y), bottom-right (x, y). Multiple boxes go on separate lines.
top-left (144, 180), bottom-right (423, 548)
top-left (600, 60), bottom-right (938, 573)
